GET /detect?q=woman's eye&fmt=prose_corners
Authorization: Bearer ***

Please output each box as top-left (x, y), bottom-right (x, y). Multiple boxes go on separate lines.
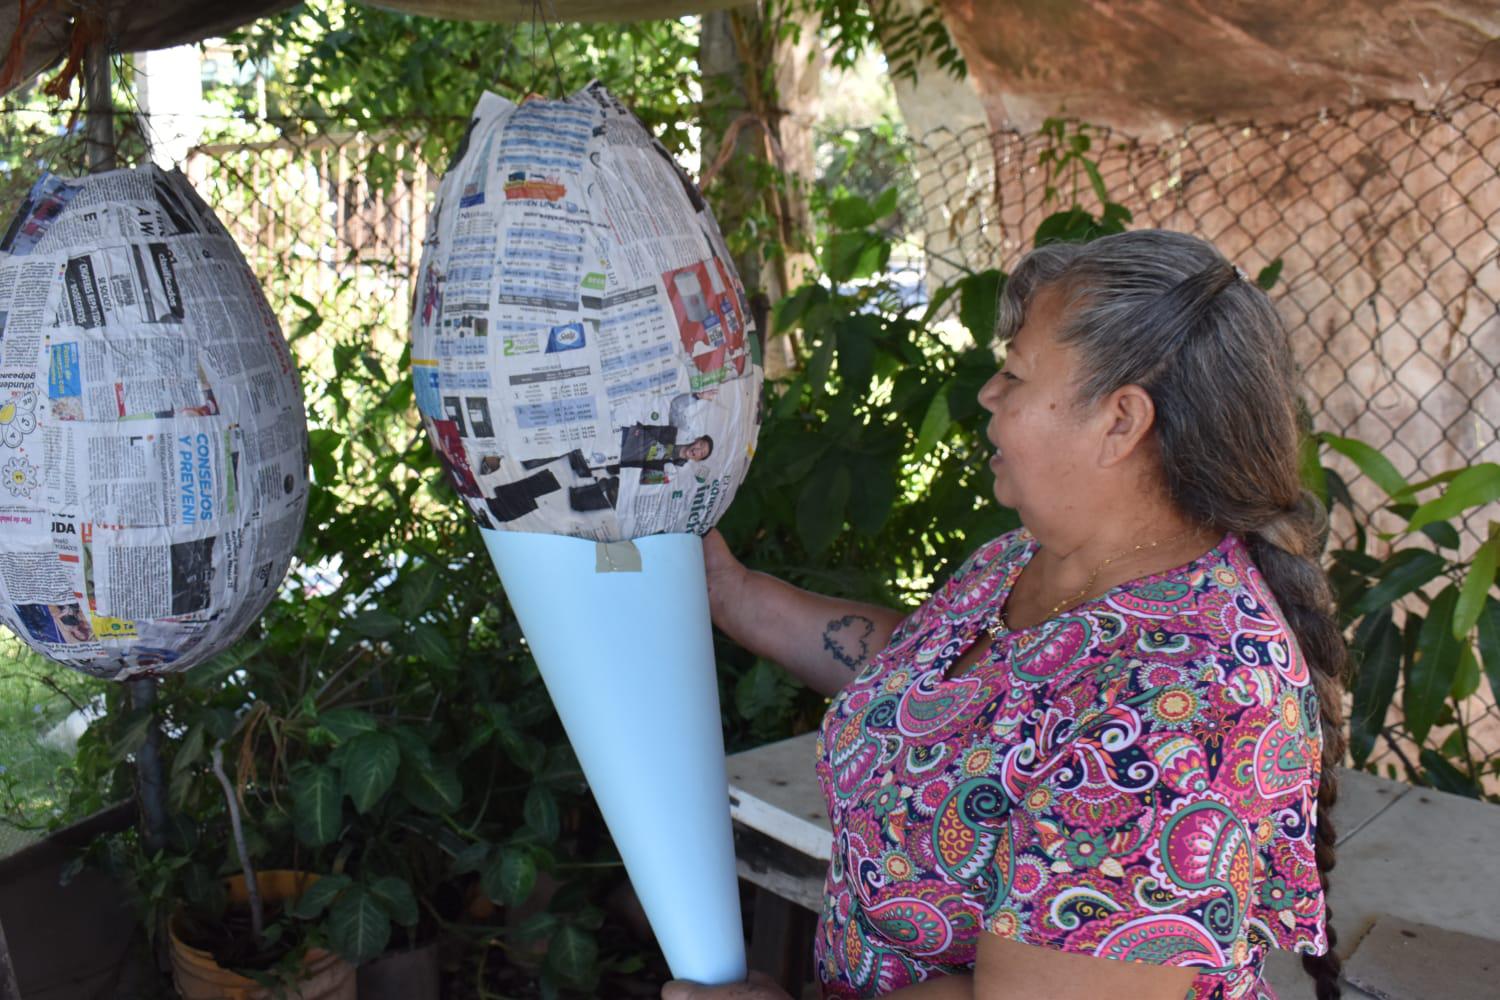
top-left (1000, 370), bottom-right (1019, 382)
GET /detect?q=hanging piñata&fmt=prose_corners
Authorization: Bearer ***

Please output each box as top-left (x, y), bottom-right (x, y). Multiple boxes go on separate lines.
top-left (0, 165), bottom-right (309, 680)
top-left (411, 80), bottom-right (761, 542)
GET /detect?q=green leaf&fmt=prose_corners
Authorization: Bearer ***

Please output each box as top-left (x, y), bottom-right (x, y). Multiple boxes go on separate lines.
top-left (835, 315), bottom-right (879, 394)
top-left (1451, 642), bottom-right (1480, 701)
top-left (546, 924), bottom-right (599, 987)
top-left (1350, 549), bottom-right (1446, 617)
top-left (1082, 159), bottom-right (1108, 205)
top-left (914, 383), bottom-right (952, 457)
top-left (1419, 521), bottom-right (1462, 549)
top-left (353, 609), bottom-right (402, 639)
top-left (1454, 536), bottom-right (1499, 639)
top-left (1418, 748), bottom-right (1481, 799)
top-left (307, 429), bottom-right (342, 486)
top-left (829, 194), bottom-right (876, 230)
top-left (1319, 434), bottom-right (1409, 498)
top-left (171, 725), bottom-right (207, 779)
top-left (291, 766), bottom-right (342, 847)
top-left (453, 842), bottom-right (489, 874)
top-left (1349, 609), bottom-right (1401, 766)
top-left (770, 283), bottom-right (827, 334)
top-left (846, 452), bottom-right (899, 535)
top-left (367, 876), bottom-right (419, 926)
top-left (399, 564), bottom-right (441, 617)
top-left (524, 785), bottom-right (560, 843)
top-left (1406, 464), bottom-right (1500, 533)
top-left (328, 885), bottom-right (391, 964)
top-left (181, 863), bottom-right (227, 916)
top-left (822, 231), bottom-right (888, 283)
top-left (510, 911), bottom-right (559, 942)
top-left (957, 270), bottom-right (1002, 344)
top-left (735, 659), bottom-right (793, 720)
top-left (805, 334), bottom-right (835, 391)
top-left (407, 623), bottom-right (453, 663)
top-left (1406, 586), bottom-right (1462, 743)
top-left (399, 761), bottom-right (462, 815)
top-left (287, 873), bottom-right (351, 919)
top-left (1478, 596), bottom-right (1500, 704)
top-left (341, 732), bottom-right (400, 813)
top-left (1298, 436), bottom-right (1326, 505)
top-left (871, 186), bottom-right (899, 220)
top-left (317, 708), bottom-right (379, 743)
top-left (482, 847), bottom-right (537, 908)
top-left (795, 464), bottom-right (850, 555)
top-left (1255, 258), bottom-right (1284, 291)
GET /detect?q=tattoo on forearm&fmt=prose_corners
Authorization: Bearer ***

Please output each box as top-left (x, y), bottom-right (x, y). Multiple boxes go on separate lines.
top-left (823, 615), bottom-right (875, 671)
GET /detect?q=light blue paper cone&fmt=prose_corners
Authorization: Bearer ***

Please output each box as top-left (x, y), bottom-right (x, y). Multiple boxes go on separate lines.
top-left (480, 529), bottom-right (747, 985)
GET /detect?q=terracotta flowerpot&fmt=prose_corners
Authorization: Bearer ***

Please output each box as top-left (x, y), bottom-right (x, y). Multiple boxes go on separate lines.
top-left (168, 870), bottom-right (356, 1000)
top-left (356, 940), bottom-right (440, 1000)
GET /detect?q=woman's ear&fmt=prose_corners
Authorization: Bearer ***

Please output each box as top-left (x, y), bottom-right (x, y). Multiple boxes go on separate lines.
top-left (1097, 384), bottom-right (1156, 468)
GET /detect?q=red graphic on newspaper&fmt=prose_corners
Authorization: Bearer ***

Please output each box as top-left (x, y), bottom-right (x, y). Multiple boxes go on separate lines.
top-left (503, 171), bottom-right (567, 202)
top-left (662, 259), bottom-right (749, 387)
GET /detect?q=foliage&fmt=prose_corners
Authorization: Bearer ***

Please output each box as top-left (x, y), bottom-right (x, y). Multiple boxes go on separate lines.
top-left (0, 639), bottom-right (101, 826)
top-left (224, 0), bottom-right (701, 165)
top-left (811, 116), bottom-right (919, 243)
top-left (789, 0), bottom-right (966, 83)
top-left (1310, 440), bottom-right (1500, 800)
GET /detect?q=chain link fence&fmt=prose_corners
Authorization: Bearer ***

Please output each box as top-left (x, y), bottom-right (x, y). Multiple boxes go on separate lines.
top-left (907, 82), bottom-right (1500, 778)
top-left (2, 83), bottom-right (1497, 787)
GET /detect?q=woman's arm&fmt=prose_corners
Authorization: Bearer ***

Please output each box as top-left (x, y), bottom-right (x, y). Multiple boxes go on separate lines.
top-left (663, 935), bottom-right (1195, 1000)
top-left (704, 531), bottom-right (906, 697)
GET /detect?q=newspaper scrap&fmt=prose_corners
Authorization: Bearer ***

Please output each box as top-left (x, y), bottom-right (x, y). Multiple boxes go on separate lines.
top-left (412, 82), bottom-right (763, 542)
top-left (0, 165), bottom-right (309, 680)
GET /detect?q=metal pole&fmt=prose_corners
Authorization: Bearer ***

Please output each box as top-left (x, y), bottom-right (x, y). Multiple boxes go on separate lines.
top-left (0, 915), bottom-right (21, 1000)
top-left (83, 35), bottom-right (170, 855)
top-left (83, 36), bottom-right (115, 172)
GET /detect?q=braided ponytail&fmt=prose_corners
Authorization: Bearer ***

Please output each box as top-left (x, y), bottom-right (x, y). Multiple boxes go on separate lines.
top-left (999, 231), bottom-right (1348, 997)
top-left (1246, 504), bottom-right (1347, 1000)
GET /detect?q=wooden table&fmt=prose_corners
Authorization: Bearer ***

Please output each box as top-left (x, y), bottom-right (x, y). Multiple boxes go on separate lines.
top-left (727, 732), bottom-right (1500, 1000)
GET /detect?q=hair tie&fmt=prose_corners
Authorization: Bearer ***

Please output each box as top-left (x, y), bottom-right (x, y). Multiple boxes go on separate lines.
top-left (1233, 265), bottom-right (1250, 283)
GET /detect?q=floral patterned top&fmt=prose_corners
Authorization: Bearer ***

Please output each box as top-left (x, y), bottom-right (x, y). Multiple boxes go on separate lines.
top-left (813, 528), bottom-right (1328, 999)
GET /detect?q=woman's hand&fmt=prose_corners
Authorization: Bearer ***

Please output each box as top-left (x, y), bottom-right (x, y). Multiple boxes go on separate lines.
top-left (702, 528), bottom-right (751, 627)
top-left (661, 970), bottom-right (794, 1000)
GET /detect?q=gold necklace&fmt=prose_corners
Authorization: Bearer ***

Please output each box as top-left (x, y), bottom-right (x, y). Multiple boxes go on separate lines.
top-left (988, 525), bottom-right (1202, 638)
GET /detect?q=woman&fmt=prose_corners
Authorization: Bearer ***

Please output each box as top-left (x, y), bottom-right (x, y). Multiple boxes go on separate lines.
top-left (664, 230), bottom-right (1343, 1000)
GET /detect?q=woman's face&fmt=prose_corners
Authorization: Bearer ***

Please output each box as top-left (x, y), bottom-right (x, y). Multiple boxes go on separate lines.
top-left (977, 284), bottom-right (1102, 523)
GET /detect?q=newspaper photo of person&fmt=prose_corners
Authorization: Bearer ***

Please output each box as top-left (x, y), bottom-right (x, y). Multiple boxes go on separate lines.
top-left (443, 396), bottom-right (468, 435)
top-left (466, 396), bottom-right (495, 438)
top-left (0, 174), bottom-right (79, 256)
top-left (169, 538), bottom-right (215, 615)
top-left (50, 603), bottom-right (94, 643)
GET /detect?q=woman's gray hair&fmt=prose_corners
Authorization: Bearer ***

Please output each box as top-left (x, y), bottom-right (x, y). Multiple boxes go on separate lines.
top-left (997, 231), bottom-right (1300, 533)
top-left (996, 229), bottom-right (1349, 1000)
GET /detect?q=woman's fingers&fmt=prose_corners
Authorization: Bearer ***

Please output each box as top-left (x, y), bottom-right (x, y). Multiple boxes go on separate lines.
top-left (660, 972), bottom-right (791, 1000)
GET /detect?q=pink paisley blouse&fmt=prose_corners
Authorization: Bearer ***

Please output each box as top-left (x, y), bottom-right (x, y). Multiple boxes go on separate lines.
top-left (813, 527), bottom-right (1328, 999)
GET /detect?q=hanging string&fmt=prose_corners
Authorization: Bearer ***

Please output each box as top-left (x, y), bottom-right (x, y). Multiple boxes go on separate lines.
top-left (527, 0), bottom-right (565, 100)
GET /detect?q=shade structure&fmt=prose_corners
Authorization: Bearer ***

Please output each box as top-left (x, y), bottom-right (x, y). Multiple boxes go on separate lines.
top-left (482, 529), bottom-right (746, 983)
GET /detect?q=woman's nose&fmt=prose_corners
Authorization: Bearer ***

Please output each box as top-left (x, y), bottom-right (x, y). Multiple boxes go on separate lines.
top-left (978, 371), bottom-right (1002, 413)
